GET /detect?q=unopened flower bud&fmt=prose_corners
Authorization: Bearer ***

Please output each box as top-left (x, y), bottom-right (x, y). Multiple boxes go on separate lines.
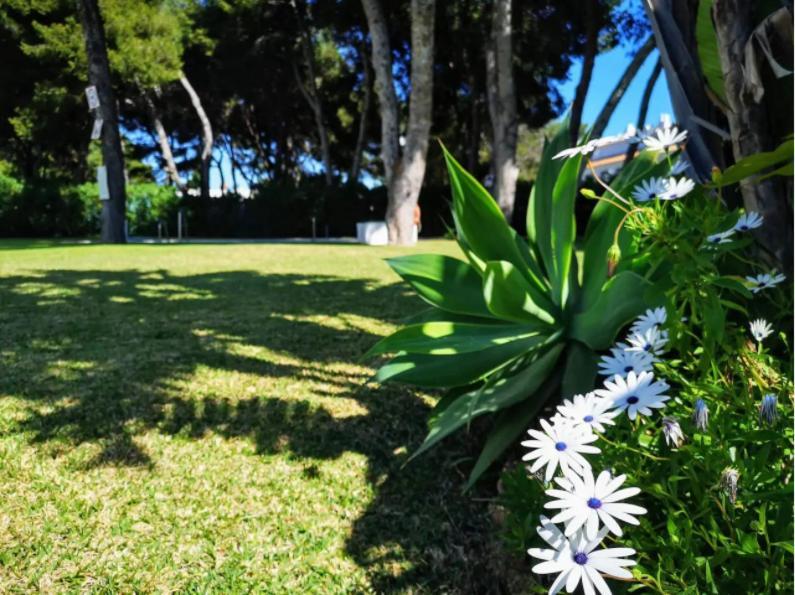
top-left (607, 243), bottom-right (621, 278)
top-left (759, 394), bottom-right (778, 426)
top-left (720, 467), bottom-right (739, 504)
top-left (692, 399), bottom-right (709, 432)
top-left (661, 416), bottom-right (685, 448)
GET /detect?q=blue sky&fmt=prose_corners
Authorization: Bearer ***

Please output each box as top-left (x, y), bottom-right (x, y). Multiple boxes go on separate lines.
top-left (204, 39), bottom-right (674, 190)
top-left (556, 45), bottom-right (673, 136)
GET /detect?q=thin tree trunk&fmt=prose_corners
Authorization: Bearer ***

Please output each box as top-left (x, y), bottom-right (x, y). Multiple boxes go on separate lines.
top-left (591, 36), bottom-right (655, 138)
top-left (713, 0), bottom-right (793, 271)
top-left (362, 0), bottom-right (435, 245)
top-left (179, 72), bottom-right (213, 201)
top-left (291, 0), bottom-right (334, 185)
top-left (485, 0), bottom-right (518, 221)
top-left (144, 93), bottom-right (183, 191)
top-left (569, 0), bottom-right (598, 146)
top-left (624, 57), bottom-right (663, 164)
top-left (76, 0), bottom-right (126, 243)
top-left (349, 40), bottom-right (372, 185)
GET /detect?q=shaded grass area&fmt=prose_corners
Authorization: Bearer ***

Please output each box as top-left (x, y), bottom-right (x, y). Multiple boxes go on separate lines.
top-left (0, 240), bottom-right (526, 593)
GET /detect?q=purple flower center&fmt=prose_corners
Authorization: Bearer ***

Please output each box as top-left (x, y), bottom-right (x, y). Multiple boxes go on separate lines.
top-left (554, 441), bottom-right (567, 452)
top-left (587, 497), bottom-right (602, 509)
top-left (627, 395), bottom-right (639, 405)
top-left (573, 552), bottom-right (588, 565)
top-left (739, 225), bottom-right (748, 231)
top-left (624, 365), bottom-right (633, 373)
top-left (583, 415), bottom-right (594, 423)
top-left (643, 344), bottom-right (652, 352)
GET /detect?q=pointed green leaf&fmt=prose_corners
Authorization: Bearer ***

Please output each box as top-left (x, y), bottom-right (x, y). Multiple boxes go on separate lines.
top-left (569, 271), bottom-right (655, 350)
top-left (560, 341), bottom-right (599, 397)
top-left (374, 334), bottom-right (545, 388)
top-left (411, 344), bottom-right (563, 461)
top-left (549, 152), bottom-right (583, 306)
top-left (367, 322), bottom-right (544, 356)
top-left (696, 0), bottom-right (726, 104)
top-left (483, 260), bottom-right (556, 325)
top-left (465, 376), bottom-right (560, 489)
top-left (441, 144), bottom-right (548, 291)
top-left (387, 254), bottom-right (494, 318)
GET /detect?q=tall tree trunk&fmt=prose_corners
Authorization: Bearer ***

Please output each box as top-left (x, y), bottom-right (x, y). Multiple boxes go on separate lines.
top-left (643, 0), bottom-right (723, 180)
top-left (713, 0), bottom-right (793, 271)
top-left (591, 36), bottom-right (655, 138)
top-left (291, 0), bottom-right (334, 185)
top-left (362, 0), bottom-right (436, 245)
top-left (349, 41), bottom-right (372, 185)
top-left (179, 72), bottom-right (213, 201)
top-left (76, 0), bottom-right (126, 243)
top-left (361, 0), bottom-right (400, 191)
top-left (624, 57), bottom-right (663, 164)
top-left (569, 0), bottom-right (598, 146)
top-left (486, 0), bottom-right (518, 221)
top-left (144, 92), bottom-right (183, 191)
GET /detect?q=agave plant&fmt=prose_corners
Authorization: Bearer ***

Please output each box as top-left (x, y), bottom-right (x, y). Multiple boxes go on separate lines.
top-left (367, 126), bottom-right (666, 488)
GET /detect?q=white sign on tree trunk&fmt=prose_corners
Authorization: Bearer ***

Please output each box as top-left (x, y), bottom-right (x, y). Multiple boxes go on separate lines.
top-left (97, 166), bottom-right (110, 200)
top-left (85, 86), bottom-right (100, 110)
top-left (90, 118), bottom-right (103, 140)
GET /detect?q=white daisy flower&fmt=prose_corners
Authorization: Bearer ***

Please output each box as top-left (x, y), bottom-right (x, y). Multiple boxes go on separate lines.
top-left (660, 176), bottom-right (695, 200)
top-left (732, 211), bottom-right (763, 232)
top-left (624, 326), bottom-right (668, 357)
top-left (597, 348), bottom-right (654, 378)
top-left (553, 140), bottom-right (598, 160)
top-left (556, 393), bottom-right (619, 434)
top-left (706, 230), bottom-right (735, 245)
top-left (669, 157), bottom-right (689, 175)
top-left (521, 418), bottom-right (601, 482)
top-left (631, 177), bottom-right (668, 202)
top-left (594, 371), bottom-right (670, 421)
top-left (746, 271), bottom-right (786, 293)
top-left (545, 468), bottom-right (647, 540)
top-left (528, 517), bottom-right (637, 595)
top-left (749, 318), bottom-right (773, 342)
top-left (629, 307), bottom-right (667, 335)
top-left (642, 125), bottom-right (688, 152)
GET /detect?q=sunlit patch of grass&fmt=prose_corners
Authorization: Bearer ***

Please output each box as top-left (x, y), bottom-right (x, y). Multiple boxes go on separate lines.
top-left (0, 239), bottom-right (525, 592)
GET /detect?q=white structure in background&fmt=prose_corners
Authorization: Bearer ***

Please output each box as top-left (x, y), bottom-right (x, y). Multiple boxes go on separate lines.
top-left (356, 221), bottom-right (418, 245)
top-left (584, 114), bottom-right (676, 179)
top-left (181, 187), bottom-right (253, 199)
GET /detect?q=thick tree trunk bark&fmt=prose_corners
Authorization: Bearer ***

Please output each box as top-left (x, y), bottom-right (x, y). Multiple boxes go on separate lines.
top-left (486, 0), bottom-right (518, 221)
top-left (76, 0), bottom-right (126, 243)
top-left (179, 72), bottom-right (213, 201)
top-left (591, 36), bottom-right (655, 139)
top-left (713, 0), bottom-right (793, 271)
top-left (349, 41), bottom-right (372, 185)
top-left (362, 0), bottom-right (435, 245)
top-left (292, 0), bottom-right (334, 186)
top-left (624, 58), bottom-right (663, 164)
top-left (361, 0), bottom-right (400, 191)
top-left (145, 93), bottom-right (183, 191)
top-left (569, 0), bottom-right (598, 146)
top-left (643, 0), bottom-right (723, 180)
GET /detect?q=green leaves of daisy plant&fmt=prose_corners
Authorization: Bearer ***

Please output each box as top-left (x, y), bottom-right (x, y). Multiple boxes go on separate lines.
top-left (366, 126), bottom-right (657, 487)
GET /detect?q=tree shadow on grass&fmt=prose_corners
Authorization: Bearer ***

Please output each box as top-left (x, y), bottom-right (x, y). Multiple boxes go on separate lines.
top-left (0, 266), bottom-right (518, 593)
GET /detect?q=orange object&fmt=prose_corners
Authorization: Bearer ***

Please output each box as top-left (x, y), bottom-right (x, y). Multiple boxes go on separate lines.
top-left (413, 204), bottom-right (421, 226)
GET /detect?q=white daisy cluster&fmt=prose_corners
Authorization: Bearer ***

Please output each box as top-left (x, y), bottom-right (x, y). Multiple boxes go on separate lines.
top-left (631, 175), bottom-right (695, 202)
top-left (522, 307), bottom-right (678, 594)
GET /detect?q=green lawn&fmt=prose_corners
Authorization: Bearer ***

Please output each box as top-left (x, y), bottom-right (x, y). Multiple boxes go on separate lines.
top-left (0, 240), bottom-right (525, 593)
